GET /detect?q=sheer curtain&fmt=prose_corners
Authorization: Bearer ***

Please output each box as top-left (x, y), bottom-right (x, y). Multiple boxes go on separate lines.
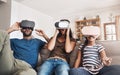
top-left (115, 16), bottom-right (120, 40)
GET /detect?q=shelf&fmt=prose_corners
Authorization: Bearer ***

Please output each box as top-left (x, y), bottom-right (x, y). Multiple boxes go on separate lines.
top-left (0, 0), bottom-right (7, 3)
top-left (75, 18), bottom-right (100, 41)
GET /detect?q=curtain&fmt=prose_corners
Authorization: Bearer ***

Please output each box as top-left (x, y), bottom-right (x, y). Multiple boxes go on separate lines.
top-left (115, 15), bottom-right (120, 40)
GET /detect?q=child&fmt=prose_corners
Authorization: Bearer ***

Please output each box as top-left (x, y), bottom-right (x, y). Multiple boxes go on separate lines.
top-left (70, 26), bottom-right (112, 75)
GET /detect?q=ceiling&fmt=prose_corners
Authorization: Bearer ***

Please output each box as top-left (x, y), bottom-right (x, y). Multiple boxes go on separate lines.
top-left (14, 0), bottom-right (120, 18)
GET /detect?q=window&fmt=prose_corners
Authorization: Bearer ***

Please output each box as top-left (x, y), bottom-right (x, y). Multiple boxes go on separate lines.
top-left (104, 22), bottom-right (116, 40)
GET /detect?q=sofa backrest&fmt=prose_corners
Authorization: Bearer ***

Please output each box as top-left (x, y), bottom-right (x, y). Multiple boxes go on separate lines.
top-left (38, 40), bottom-right (120, 68)
top-left (97, 40), bottom-right (120, 65)
top-left (69, 40), bottom-right (120, 67)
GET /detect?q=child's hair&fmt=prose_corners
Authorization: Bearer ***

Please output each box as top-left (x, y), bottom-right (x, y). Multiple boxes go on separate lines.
top-left (80, 37), bottom-right (88, 66)
top-left (83, 37), bottom-right (88, 46)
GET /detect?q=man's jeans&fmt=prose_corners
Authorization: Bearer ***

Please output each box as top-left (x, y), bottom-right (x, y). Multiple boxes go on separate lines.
top-left (38, 58), bottom-right (70, 75)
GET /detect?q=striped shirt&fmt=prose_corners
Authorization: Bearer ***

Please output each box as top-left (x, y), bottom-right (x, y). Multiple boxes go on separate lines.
top-left (79, 44), bottom-right (105, 74)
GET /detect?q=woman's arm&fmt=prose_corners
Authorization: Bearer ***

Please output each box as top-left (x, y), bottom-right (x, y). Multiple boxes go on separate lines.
top-left (74, 50), bottom-right (81, 68)
top-left (100, 49), bottom-right (112, 66)
top-left (47, 30), bottom-right (59, 51)
top-left (65, 28), bottom-right (76, 53)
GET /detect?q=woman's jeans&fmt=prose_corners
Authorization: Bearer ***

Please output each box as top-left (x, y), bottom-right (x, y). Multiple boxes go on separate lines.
top-left (38, 58), bottom-right (70, 75)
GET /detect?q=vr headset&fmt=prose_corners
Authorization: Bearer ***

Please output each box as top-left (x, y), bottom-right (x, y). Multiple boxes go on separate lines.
top-left (55, 19), bottom-right (70, 29)
top-left (81, 26), bottom-right (100, 38)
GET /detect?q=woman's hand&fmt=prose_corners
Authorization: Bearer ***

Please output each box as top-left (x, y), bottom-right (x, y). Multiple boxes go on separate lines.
top-left (56, 29), bottom-right (59, 35)
top-left (66, 28), bottom-right (70, 36)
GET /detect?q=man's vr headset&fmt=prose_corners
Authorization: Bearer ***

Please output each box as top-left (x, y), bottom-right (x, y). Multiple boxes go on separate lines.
top-left (55, 19), bottom-right (70, 29)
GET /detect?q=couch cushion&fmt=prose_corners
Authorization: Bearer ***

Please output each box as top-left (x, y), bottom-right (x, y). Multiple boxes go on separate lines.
top-left (69, 45), bottom-right (79, 68)
top-left (37, 48), bottom-right (50, 67)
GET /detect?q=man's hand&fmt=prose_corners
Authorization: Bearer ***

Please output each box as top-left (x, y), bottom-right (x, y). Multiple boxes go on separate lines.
top-left (7, 22), bottom-right (21, 34)
top-left (35, 29), bottom-right (45, 36)
top-left (10, 22), bottom-right (21, 31)
top-left (35, 29), bottom-right (49, 42)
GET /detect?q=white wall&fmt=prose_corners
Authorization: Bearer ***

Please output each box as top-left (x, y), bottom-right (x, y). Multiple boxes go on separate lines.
top-left (53, 5), bottom-right (120, 40)
top-left (11, 1), bottom-right (120, 41)
top-left (10, 1), bottom-right (55, 41)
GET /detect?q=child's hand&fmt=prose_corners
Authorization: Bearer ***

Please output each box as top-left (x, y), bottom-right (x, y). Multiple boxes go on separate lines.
top-left (102, 57), bottom-right (112, 66)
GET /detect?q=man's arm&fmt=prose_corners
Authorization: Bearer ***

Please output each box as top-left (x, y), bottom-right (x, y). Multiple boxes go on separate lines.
top-left (35, 29), bottom-right (49, 42)
top-left (6, 22), bottom-right (20, 34)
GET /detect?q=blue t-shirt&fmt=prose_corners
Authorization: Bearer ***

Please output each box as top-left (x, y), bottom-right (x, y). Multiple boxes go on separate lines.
top-left (10, 38), bottom-right (45, 68)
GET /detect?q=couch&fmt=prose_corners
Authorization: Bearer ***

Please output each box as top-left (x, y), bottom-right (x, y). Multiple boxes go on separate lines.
top-left (38, 40), bottom-right (120, 75)
top-left (97, 40), bottom-right (120, 65)
top-left (97, 40), bottom-right (120, 75)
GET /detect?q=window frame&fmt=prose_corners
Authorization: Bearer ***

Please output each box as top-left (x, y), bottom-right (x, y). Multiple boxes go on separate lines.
top-left (104, 22), bottom-right (117, 40)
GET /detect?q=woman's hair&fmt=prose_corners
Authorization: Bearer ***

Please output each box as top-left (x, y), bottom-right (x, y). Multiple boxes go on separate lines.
top-left (57, 28), bottom-right (73, 39)
top-left (60, 19), bottom-right (70, 23)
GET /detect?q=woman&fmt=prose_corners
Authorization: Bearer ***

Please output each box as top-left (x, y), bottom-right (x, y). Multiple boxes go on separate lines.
top-left (38, 19), bottom-right (76, 75)
top-left (70, 26), bottom-right (112, 75)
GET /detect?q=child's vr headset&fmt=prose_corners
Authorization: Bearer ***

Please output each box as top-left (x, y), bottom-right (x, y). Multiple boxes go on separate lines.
top-left (81, 26), bottom-right (100, 38)
top-left (55, 19), bottom-right (70, 29)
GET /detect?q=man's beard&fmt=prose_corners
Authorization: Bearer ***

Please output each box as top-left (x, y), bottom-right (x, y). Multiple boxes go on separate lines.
top-left (23, 32), bottom-right (32, 37)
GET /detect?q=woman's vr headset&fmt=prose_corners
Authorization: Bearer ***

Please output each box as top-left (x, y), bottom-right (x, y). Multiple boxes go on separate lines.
top-left (55, 19), bottom-right (70, 29)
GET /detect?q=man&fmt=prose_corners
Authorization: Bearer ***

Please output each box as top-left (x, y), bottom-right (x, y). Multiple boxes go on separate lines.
top-left (0, 20), bottom-right (49, 75)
